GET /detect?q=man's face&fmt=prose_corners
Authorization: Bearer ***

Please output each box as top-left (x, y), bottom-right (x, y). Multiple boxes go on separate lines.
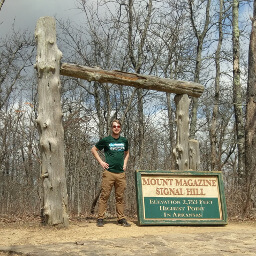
top-left (112, 122), bottom-right (121, 135)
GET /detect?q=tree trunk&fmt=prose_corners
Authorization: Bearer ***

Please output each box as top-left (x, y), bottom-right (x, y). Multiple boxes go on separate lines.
top-left (137, 89), bottom-right (144, 168)
top-left (35, 17), bottom-right (69, 227)
top-left (189, 0), bottom-right (211, 138)
top-left (244, 1), bottom-right (256, 216)
top-left (93, 82), bottom-right (105, 138)
top-left (232, 0), bottom-right (245, 183)
top-left (0, 0), bottom-right (5, 11)
top-left (210, 0), bottom-right (223, 171)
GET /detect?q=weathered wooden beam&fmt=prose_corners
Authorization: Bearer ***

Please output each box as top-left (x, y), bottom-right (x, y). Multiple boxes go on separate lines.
top-left (60, 63), bottom-right (204, 98)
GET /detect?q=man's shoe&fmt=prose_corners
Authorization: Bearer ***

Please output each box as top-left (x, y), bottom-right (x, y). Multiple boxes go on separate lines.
top-left (117, 218), bottom-right (131, 227)
top-left (97, 219), bottom-right (104, 227)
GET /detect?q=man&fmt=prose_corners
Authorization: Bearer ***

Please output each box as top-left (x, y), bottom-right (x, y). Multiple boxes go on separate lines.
top-left (91, 119), bottom-right (131, 227)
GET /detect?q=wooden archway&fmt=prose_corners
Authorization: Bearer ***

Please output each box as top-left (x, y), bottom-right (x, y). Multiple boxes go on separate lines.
top-left (35, 17), bottom-right (204, 226)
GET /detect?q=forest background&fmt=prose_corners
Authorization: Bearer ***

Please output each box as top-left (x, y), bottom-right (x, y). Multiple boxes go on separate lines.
top-left (0, 0), bottom-right (255, 221)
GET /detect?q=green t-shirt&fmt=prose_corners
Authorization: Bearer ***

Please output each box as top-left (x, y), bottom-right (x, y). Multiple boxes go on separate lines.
top-left (95, 135), bottom-right (129, 173)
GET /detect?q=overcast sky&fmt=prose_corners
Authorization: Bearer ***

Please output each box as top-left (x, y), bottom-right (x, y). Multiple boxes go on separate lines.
top-left (0, 0), bottom-right (83, 36)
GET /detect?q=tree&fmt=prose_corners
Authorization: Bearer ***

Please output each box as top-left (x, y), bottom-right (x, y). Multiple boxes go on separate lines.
top-left (154, 0), bottom-right (193, 169)
top-left (232, 0), bottom-right (245, 183)
top-left (210, 0), bottom-right (224, 171)
top-left (0, 25), bottom-right (37, 216)
top-left (0, 29), bottom-right (34, 110)
top-left (126, 0), bottom-right (153, 168)
top-left (0, 0), bottom-right (5, 11)
top-left (188, 0), bottom-right (212, 139)
top-left (244, 0), bottom-right (256, 216)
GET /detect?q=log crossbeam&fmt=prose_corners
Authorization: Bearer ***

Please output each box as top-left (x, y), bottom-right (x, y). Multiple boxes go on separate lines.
top-left (60, 63), bottom-right (204, 98)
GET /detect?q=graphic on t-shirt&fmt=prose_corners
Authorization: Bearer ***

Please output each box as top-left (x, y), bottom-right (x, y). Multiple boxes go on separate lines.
top-left (109, 143), bottom-right (125, 151)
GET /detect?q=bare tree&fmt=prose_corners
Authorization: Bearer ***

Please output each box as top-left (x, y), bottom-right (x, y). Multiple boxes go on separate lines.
top-left (188, 0), bottom-right (212, 139)
top-left (0, 0), bottom-right (5, 11)
top-left (244, 0), bottom-right (256, 217)
top-left (210, 0), bottom-right (224, 171)
top-left (126, 0), bottom-right (153, 168)
top-left (156, 0), bottom-right (194, 169)
top-left (232, 0), bottom-right (245, 183)
top-left (0, 29), bottom-right (34, 110)
top-left (0, 26), bottom-right (37, 216)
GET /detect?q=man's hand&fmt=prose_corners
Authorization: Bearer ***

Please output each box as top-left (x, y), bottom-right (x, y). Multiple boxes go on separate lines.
top-left (100, 161), bottom-right (109, 170)
top-left (92, 146), bottom-right (109, 170)
top-left (123, 150), bottom-right (129, 171)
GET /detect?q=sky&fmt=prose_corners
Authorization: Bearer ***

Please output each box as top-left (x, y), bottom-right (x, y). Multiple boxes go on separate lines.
top-left (0, 0), bottom-right (83, 36)
top-left (1, 1), bottom-right (253, 37)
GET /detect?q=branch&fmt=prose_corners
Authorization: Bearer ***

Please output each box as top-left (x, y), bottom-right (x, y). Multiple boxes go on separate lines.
top-left (0, 0), bottom-right (5, 11)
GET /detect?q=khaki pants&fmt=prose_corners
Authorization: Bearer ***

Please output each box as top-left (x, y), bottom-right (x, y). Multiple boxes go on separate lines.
top-left (98, 170), bottom-right (126, 220)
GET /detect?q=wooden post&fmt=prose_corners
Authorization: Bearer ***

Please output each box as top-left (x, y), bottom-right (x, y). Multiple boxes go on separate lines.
top-left (35, 17), bottom-right (69, 227)
top-left (173, 94), bottom-right (190, 170)
top-left (189, 139), bottom-right (200, 170)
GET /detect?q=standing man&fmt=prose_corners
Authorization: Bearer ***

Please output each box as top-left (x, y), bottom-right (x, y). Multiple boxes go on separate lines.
top-left (91, 119), bottom-right (131, 227)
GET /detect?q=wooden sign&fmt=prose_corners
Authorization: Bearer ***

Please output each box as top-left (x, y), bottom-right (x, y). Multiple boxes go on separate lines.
top-left (136, 170), bottom-right (228, 225)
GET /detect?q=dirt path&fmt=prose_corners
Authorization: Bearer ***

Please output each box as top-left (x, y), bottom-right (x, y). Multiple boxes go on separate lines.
top-left (0, 218), bottom-right (255, 255)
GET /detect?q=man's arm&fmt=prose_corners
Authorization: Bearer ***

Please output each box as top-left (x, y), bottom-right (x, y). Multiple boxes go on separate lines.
top-left (123, 150), bottom-right (129, 171)
top-left (91, 146), bottom-right (109, 170)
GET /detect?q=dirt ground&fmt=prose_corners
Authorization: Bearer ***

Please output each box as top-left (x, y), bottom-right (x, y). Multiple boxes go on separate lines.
top-left (0, 217), bottom-right (256, 255)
